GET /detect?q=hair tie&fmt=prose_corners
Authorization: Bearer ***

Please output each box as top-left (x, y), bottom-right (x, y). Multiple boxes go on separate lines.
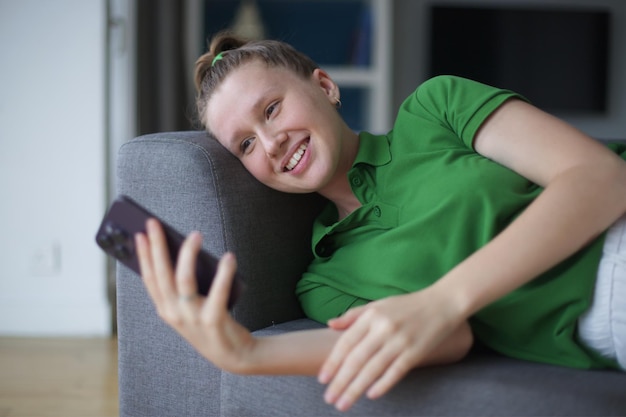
top-left (212, 52), bottom-right (224, 67)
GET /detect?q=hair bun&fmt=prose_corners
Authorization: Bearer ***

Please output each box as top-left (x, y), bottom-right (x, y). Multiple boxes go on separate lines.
top-left (210, 31), bottom-right (248, 56)
top-left (194, 31), bottom-right (248, 90)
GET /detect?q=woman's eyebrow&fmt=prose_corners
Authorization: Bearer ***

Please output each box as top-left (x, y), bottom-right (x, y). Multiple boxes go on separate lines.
top-left (250, 86), bottom-right (278, 114)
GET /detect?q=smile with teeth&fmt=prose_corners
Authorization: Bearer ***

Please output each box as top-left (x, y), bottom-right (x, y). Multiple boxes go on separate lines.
top-left (284, 142), bottom-right (308, 171)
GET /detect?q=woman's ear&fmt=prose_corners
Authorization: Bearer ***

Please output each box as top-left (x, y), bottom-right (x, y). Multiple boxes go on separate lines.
top-left (312, 68), bottom-right (340, 105)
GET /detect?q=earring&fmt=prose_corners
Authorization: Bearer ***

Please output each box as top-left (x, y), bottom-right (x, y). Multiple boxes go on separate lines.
top-left (335, 98), bottom-right (342, 109)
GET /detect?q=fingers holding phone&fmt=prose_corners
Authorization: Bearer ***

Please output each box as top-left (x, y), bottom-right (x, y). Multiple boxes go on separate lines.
top-left (173, 227), bottom-right (204, 303)
top-left (202, 251), bottom-right (238, 321)
top-left (135, 219), bottom-right (202, 323)
top-left (95, 196), bottom-right (244, 308)
top-left (139, 219), bottom-right (239, 321)
top-left (136, 219), bottom-right (231, 324)
top-left (96, 196), bottom-right (251, 371)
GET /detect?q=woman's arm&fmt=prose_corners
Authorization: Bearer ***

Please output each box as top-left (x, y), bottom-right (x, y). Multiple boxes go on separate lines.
top-left (243, 318), bottom-right (471, 376)
top-left (320, 99), bottom-right (626, 410)
top-left (441, 99), bottom-right (626, 316)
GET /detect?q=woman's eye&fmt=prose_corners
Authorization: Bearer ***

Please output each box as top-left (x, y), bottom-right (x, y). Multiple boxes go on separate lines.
top-left (241, 137), bottom-right (254, 154)
top-left (265, 102), bottom-right (279, 119)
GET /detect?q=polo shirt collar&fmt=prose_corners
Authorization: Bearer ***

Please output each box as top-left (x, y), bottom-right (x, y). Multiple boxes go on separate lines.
top-left (354, 132), bottom-right (392, 167)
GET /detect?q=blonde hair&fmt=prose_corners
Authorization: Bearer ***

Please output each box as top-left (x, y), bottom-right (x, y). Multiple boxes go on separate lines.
top-left (194, 32), bottom-right (319, 130)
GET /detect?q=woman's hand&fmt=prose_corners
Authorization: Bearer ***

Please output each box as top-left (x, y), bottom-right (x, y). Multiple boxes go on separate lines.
top-left (319, 290), bottom-right (472, 412)
top-left (135, 218), bottom-right (256, 374)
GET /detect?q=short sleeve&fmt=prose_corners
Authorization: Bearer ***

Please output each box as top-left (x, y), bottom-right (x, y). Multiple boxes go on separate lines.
top-left (402, 75), bottom-right (527, 149)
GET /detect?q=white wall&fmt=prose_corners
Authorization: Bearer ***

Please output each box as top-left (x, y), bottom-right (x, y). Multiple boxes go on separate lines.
top-left (0, 0), bottom-right (110, 335)
top-left (393, 0), bottom-right (626, 139)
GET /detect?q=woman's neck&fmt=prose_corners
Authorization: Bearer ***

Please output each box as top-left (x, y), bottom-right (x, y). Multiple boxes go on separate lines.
top-left (318, 129), bottom-right (362, 221)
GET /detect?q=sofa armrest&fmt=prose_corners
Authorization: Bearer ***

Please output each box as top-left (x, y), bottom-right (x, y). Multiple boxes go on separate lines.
top-left (115, 131), bottom-right (325, 416)
top-left (117, 130), bottom-right (325, 328)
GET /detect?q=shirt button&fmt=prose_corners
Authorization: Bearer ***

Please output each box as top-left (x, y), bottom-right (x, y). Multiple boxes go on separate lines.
top-left (351, 176), bottom-right (362, 186)
top-left (373, 205), bottom-right (382, 217)
top-left (316, 239), bottom-right (334, 257)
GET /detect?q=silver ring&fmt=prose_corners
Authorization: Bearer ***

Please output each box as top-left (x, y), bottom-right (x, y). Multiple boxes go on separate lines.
top-left (179, 294), bottom-right (197, 302)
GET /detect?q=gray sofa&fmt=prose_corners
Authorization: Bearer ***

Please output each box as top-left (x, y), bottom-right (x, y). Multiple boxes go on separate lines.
top-left (116, 131), bottom-right (626, 416)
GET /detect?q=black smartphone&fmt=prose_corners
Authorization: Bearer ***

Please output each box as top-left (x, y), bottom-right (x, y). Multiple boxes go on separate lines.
top-left (95, 195), bottom-right (244, 309)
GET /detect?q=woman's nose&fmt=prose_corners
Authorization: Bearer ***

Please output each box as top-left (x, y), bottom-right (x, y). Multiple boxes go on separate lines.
top-left (260, 130), bottom-right (287, 158)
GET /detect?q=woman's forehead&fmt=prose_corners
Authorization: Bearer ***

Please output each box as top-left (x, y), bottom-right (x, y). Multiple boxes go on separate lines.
top-left (223, 60), bottom-right (302, 90)
top-left (207, 62), bottom-right (312, 121)
top-left (207, 64), bottom-right (281, 112)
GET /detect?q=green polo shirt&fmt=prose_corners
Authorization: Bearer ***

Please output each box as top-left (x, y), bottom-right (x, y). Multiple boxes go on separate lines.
top-left (296, 75), bottom-right (620, 369)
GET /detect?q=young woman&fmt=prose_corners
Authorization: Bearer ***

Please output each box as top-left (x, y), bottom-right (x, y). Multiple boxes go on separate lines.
top-left (135, 32), bottom-right (626, 412)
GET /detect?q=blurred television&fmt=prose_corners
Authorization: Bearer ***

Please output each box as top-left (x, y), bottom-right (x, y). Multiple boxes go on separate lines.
top-left (429, 6), bottom-right (610, 113)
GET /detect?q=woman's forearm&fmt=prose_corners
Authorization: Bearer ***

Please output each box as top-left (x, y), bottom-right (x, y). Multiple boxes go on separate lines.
top-left (239, 328), bottom-right (339, 375)
top-left (435, 163), bottom-right (626, 319)
top-left (237, 321), bottom-right (473, 376)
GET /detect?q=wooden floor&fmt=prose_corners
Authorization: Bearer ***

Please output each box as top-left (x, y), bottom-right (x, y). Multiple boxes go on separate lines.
top-left (0, 337), bottom-right (118, 417)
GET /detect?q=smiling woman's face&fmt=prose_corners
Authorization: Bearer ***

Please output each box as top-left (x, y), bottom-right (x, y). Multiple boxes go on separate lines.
top-left (205, 60), bottom-right (346, 195)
